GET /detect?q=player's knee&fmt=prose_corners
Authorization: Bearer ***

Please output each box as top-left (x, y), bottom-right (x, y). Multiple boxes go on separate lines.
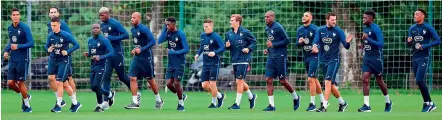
top-left (7, 80), bottom-right (15, 87)
top-left (308, 78), bottom-right (315, 84)
top-left (173, 80), bottom-right (180, 86)
top-left (265, 78), bottom-right (273, 84)
top-left (236, 80), bottom-right (244, 86)
top-left (362, 78), bottom-right (369, 84)
top-left (130, 77), bottom-right (137, 82)
top-left (166, 80), bottom-right (173, 86)
top-left (279, 79), bottom-right (288, 85)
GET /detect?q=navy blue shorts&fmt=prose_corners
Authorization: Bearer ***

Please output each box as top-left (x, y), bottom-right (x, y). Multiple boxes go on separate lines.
top-left (7, 59), bottom-right (29, 81)
top-left (165, 67), bottom-right (185, 80)
top-left (319, 59), bottom-right (340, 85)
top-left (48, 57), bottom-right (71, 82)
top-left (305, 57), bottom-right (319, 78)
top-left (265, 57), bottom-right (288, 80)
top-left (130, 57), bottom-right (155, 79)
top-left (362, 58), bottom-right (383, 76)
top-left (233, 64), bottom-right (248, 79)
top-left (201, 65), bottom-right (219, 82)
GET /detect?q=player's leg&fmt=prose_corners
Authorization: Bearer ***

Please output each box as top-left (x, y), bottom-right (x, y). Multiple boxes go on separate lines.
top-left (359, 71), bottom-right (372, 112)
top-left (101, 59), bottom-right (115, 108)
top-left (277, 58), bottom-right (299, 111)
top-left (230, 64), bottom-right (250, 110)
top-left (7, 80), bottom-right (20, 93)
top-left (47, 60), bottom-right (59, 100)
top-left (263, 58), bottom-right (276, 111)
top-left (16, 60), bottom-right (31, 112)
top-left (145, 58), bottom-right (163, 109)
top-left (306, 60), bottom-right (319, 111)
top-left (415, 59), bottom-right (435, 112)
top-left (165, 69), bottom-right (177, 93)
top-left (17, 80), bottom-right (31, 112)
top-left (201, 67), bottom-right (211, 93)
top-left (210, 66), bottom-right (224, 108)
top-left (314, 78), bottom-right (324, 104)
top-left (166, 78), bottom-right (177, 93)
top-left (328, 61), bottom-right (347, 112)
top-left (372, 60), bottom-right (392, 112)
top-left (148, 78), bottom-right (164, 109)
top-left (51, 63), bottom-right (65, 113)
top-left (115, 54), bottom-right (131, 89)
top-left (174, 77), bottom-right (185, 111)
top-left (7, 62), bottom-right (20, 93)
top-left (126, 60), bottom-right (141, 108)
top-left (318, 62), bottom-right (332, 112)
top-left (90, 68), bottom-right (103, 112)
top-left (60, 60), bottom-right (81, 112)
top-left (67, 57), bottom-right (77, 94)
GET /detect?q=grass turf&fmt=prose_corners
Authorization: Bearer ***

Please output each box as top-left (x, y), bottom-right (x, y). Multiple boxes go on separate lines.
top-left (2, 90), bottom-right (442, 120)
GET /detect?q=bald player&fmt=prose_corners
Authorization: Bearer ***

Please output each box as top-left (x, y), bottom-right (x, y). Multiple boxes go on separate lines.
top-left (99, 7), bottom-right (134, 109)
top-left (125, 12), bottom-right (163, 110)
top-left (262, 10), bottom-right (300, 111)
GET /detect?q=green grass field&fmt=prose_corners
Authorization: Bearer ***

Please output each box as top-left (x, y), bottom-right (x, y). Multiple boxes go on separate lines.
top-left (2, 90), bottom-right (442, 120)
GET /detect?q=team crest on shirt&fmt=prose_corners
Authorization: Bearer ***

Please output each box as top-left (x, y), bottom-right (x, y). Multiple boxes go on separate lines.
top-left (304, 38), bottom-right (310, 44)
top-left (333, 33), bottom-right (336, 37)
top-left (134, 38), bottom-right (138, 43)
top-left (137, 31), bottom-right (140, 36)
top-left (238, 40), bottom-right (243, 44)
top-left (97, 42), bottom-right (101, 47)
top-left (60, 38), bottom-right (64, 43)
top-left (175, 37), bottom-right (179, 41)
top-left (18, 29), bottom-right (21, 34)
top-left (364, 40), bottom-right (368, 43)
top-left (204, 45), bottom-right (209, 50)
top-left (12, 36), bottom-right (17, 42)
top-left (368, 31), bottom-right (371, 35)
top-left (210, 40), bottom-right (213, 44)
top-left (423, 29), bottom-right (426, 34)
top-left (169, 41), bottom-right (177, 48)
top-left (271, 30), bottom-right (274, 34)
top-left (310, 32), bottom-right (313, 37)
top-left (108, 27), bottom-right (111, 31)
top-left (414, 36), bottom-right (423, 41)
top-left (415, 43), bottom-right (420, 49)
top-left (240, 33), bottom-right (243, 36)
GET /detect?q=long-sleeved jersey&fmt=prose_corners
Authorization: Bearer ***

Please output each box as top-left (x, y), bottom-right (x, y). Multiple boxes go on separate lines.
top-left (196, 32), bottom-right (225, 66)
top-left (363, 22), bottom-right (384, 60)
top-left (87, 34), bottom-right (115, 65)
top-left (101, 18), bottom-right (129, 54)
top-left (265, 21), bottom-right (291, 58)
top-left (225, 26), bottom-right (256, 64)
top-left (45, 30), bottom-right (79, 61)
top-left (131, 23), bottom-right (156, 59)
top-left (158, 26), bottom-right (189, 68)
top-left (296, 24), bottom-right (318, 61)
top-left (407, 22), bottom-right (441, 60)
top-left (312, 26), bottom-right (350, 63)
top-left (3, 22), bottom-right (34, 61)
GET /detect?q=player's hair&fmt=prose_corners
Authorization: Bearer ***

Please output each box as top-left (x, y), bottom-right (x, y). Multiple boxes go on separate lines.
top-left (231, 14), bottom-right (243, 25)
top-left (305, 11), bottom-right (313, 18)
top-left (166, 16), bottom-right (177, 24)
top-left (51, 16), bottom-right (61, 23)
top-left (12, 8), bottom-right (19, 13)
top-left (417, 9), bottom-right (427, 18)
top-left (49, 7), bottom-right (60, 14)
top-left (204, 18), bottom-right (213, 24)
top-left (364, 10), bottom-right (376, 19)
top-left (99, 7), bottom-right (110, 14)
top-left (325, 12), bottom-right (336, 19)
